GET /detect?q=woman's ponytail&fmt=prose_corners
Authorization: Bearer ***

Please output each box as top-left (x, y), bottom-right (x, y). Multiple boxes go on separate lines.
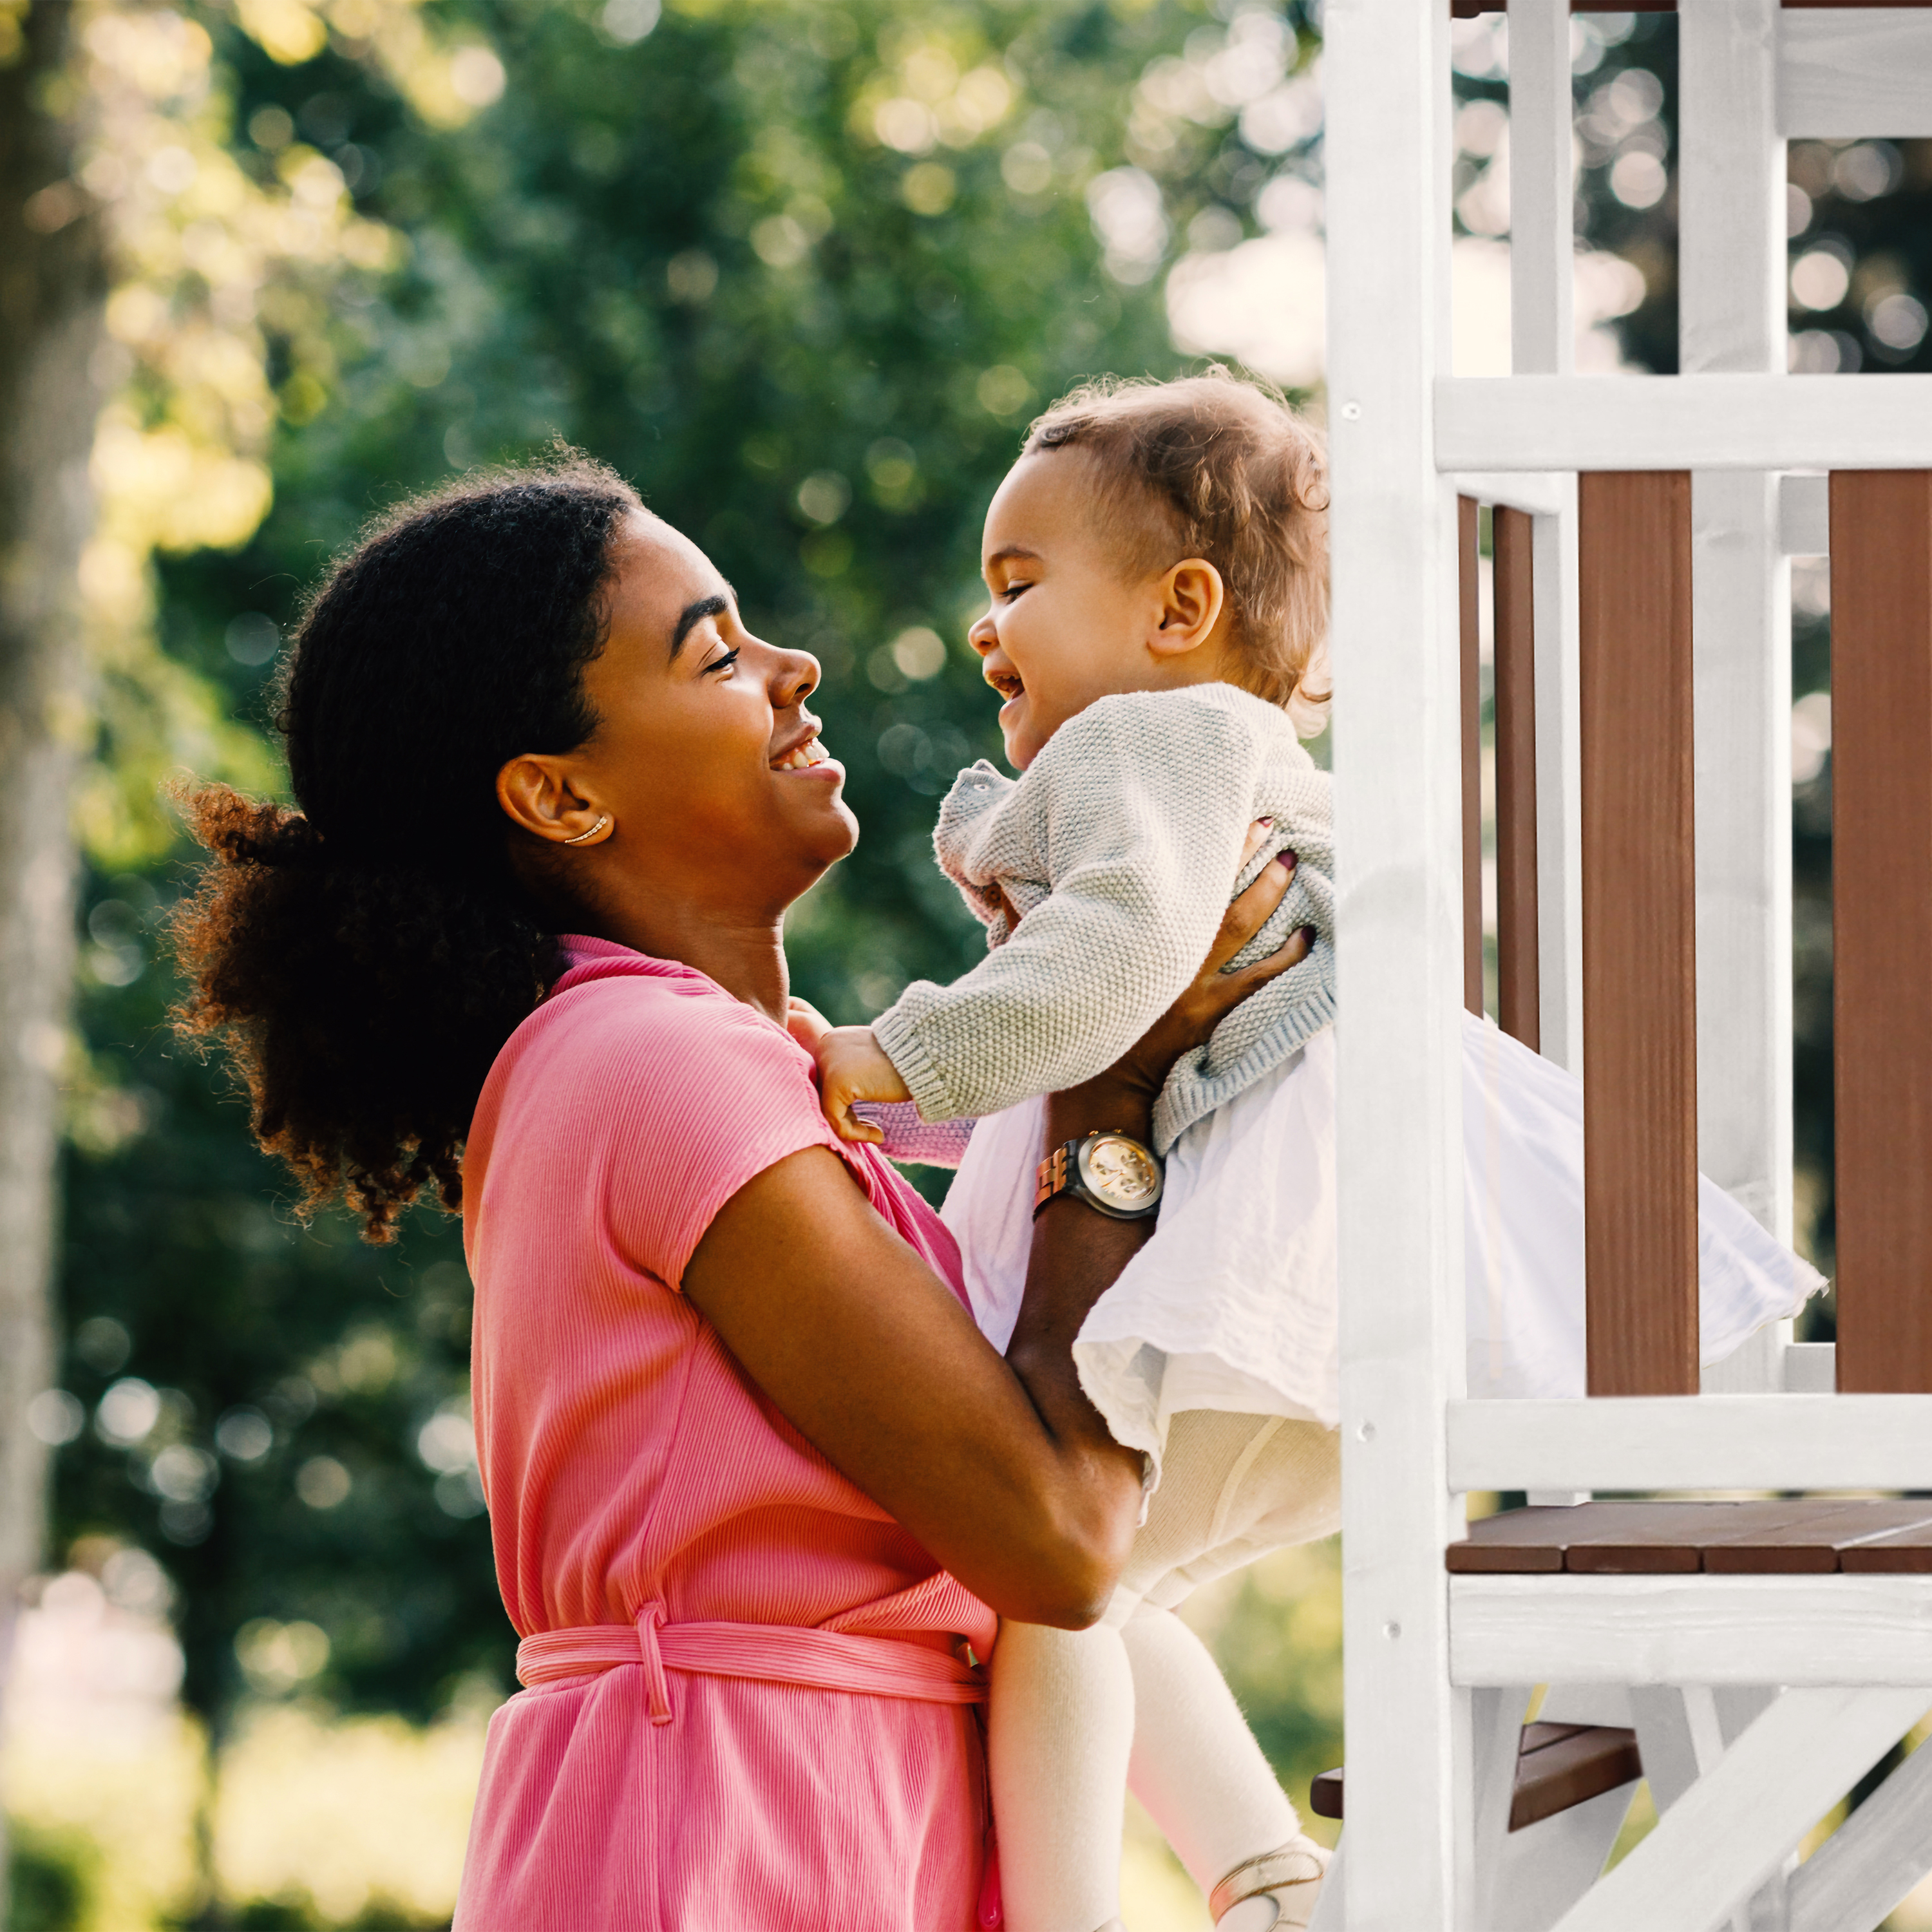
top-left (170, 453), bottom-right (641, 1241)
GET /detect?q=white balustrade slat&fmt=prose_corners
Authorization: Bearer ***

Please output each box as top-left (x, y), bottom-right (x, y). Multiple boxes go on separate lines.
top-left (1437, 374), bottom-right (1932, 472)
top-left (1780, 10), bottom-right (1932, 140)
top-left (1446, 1393), bottom-right (1932, 1493)
top-left (1544, 1689), bottom-right (1932, 1932)
top-left (1326, 0), bottom-right (1466, 1922)
top-left (1779, 473), bottom-right (1831, 558)
top-left (1451, 1575), bottom-right (1932, 1686)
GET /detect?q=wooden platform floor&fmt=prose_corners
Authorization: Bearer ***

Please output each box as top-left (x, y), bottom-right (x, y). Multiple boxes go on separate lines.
top-left (1446, 1499), bottom-right (1932, 1574)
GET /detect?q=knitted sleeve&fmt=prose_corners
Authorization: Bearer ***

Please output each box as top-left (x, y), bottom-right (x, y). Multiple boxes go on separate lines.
top-left (871, 692), bottom-right (1267, 1122)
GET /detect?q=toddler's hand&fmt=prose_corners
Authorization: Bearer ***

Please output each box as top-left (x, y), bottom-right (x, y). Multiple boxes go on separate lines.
top-left (815, 1026), bottom-right (912, 1144)
top-left (786, 996), bottom-right (834, 1054)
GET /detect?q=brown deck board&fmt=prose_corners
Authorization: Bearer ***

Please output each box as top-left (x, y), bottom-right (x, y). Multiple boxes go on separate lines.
top-left (1449, 1499), bottom-right (1932, 1575)
top-left (1841, 1519), bottom-right (1932, 1573)
top-left (1311, 1723), bottom-right (1642, 1832)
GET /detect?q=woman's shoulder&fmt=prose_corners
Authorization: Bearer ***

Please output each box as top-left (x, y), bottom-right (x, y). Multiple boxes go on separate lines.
top-left (480, 949), bottom-right (819, 1143)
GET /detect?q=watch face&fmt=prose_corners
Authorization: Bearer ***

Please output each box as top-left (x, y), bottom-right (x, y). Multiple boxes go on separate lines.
top-left (1080, 1134), bottom-right (1162, 1211)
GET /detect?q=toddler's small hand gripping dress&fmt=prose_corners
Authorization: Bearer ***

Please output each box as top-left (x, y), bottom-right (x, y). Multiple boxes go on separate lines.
top-left (453, 938), bottom-right (998, 1932)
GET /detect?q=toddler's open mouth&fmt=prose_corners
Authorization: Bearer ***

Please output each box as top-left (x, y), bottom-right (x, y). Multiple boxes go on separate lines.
top-left (987, 670), bottom-right (1024, 703)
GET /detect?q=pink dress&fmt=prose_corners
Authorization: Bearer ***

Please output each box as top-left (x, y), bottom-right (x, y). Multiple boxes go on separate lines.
top-left (453, 937), bottom-right (999, 1932)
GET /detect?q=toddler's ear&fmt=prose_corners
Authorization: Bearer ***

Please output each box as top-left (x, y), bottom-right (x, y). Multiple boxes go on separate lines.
top-left (1150, 558), bottom-right (1227, 659)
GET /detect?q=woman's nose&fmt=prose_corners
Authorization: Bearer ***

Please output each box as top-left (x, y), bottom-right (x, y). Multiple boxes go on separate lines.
top-left (773, 646), bottom-right (820, 708)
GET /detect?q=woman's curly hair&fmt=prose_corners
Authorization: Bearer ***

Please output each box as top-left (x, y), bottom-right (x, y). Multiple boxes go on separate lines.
top-left (171, 453), bottom-right (643, 1242)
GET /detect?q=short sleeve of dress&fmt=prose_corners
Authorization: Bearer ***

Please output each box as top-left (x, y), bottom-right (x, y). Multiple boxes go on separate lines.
top-left (582, 983), bottom-right (844, 1292)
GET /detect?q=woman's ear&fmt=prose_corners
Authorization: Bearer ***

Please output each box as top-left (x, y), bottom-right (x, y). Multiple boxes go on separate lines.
top-left (497, 754), bottom-right (605, 846)
top-left (1149, 558), bottom-right (1227, 659)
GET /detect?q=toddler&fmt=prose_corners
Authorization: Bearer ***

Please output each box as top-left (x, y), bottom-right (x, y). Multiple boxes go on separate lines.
top-left (811, 372), bottom-right (1822, 1932)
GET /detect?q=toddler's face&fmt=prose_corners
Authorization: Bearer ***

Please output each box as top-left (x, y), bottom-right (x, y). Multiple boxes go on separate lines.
top-left (969, 451), bottom-right (1175, 770)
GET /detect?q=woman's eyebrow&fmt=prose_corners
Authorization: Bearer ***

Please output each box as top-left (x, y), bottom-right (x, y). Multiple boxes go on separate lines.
top-left (670, 589), bottom-right (734, 659)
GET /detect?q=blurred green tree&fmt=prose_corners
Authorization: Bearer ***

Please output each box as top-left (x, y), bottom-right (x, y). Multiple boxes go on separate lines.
top-left (40, 0), bottom-right (1334, 1898)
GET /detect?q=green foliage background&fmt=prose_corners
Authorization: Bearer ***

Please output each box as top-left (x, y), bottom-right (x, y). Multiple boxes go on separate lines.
top-left (30, 1), bottom-right (1932, 1922)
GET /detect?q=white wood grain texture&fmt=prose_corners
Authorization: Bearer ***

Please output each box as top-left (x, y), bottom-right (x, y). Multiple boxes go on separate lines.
top-left (1532, 491), bottom-right (1582, 1074)
top-left (1446, 472), bottom-right (1566, 516)
top-left (1779, 474), bottom-right (1829, 557)
top-left (1308, 1835), bottom-right (1347, 1932)
top-left (1779, 12), bottom-right (1932, 140)
top-left (1506, 0), bottom-right (1572, 377)
top-left (1783, 1342), bottom-right (1835, 1394)
top-left (1436, 375), bottom-right (1932, 472)
top-left (1788, 1719), bottom-right (1932, 1932)
top-left (1446, 1393), bottom-right (1932, 1493)
top-left (1692, 471), bottom-right (1796, 1394)
top-left (1491, 1785), bottom-right (1636, 1932)
top-left (1451, 1575), bottom-right (1932, 1687)
top-left (1546, 1689), bottom-right (1930, 1932)
top-left (1535, 1684), bottom-right (1634, 1728)
top-left (1629, 1685), bottom-right (1707, 1815)
top-left (1471, 1685), bottom-right (1533, 1931)
top-left (1681, 0), bottom-right (1783, 377)
top-left (1326, 3), bottom-right (1466, 1927)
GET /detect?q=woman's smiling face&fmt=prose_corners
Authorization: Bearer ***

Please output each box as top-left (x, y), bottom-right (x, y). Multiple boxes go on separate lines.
top-left (522, 511), bottom-right (857, 911)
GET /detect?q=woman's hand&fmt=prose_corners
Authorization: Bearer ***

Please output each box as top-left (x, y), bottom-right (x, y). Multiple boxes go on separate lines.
top-left (1071, 820), bottom-right (1312, 1121)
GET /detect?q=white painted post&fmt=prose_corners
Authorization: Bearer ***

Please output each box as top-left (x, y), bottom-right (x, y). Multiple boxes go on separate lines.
top-left (1680, 0), bottom-right (1797, 1395)
top-left (1508, 0), bottom-right (1584, 1075)
top-left (1327, 0), bottom-right (1468, 1925)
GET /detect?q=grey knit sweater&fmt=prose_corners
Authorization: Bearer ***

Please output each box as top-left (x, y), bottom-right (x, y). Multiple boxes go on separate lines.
top-left (871, 683), bottom-right (1335, 1155)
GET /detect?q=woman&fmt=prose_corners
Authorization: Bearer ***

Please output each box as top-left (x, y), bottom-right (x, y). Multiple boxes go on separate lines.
top-left (171, 455), bottom-right (1305, 1931)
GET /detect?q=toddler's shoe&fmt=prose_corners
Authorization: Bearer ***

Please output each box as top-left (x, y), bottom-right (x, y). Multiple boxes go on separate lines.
top-left (1209, 1835), bottom-right (1329, 1931)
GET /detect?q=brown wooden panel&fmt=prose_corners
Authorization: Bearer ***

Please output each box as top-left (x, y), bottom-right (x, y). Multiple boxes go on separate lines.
top-left (1841, 1521), bottom-right (1932, 1573)
top-left (1831, 471), bottom-right (1932, 1394)
top-left (1311, 1724), bottom-right (1643, 1831)
top-left (1702, 1500), bottom-right (1932, 1573)
top-left (1460, 494), bottom-right (1484, 1019)
top-left (1448, 1), bottom-right (1922, 16)
top-left (1493, 506), bottom-right (1540, 1052)
top-left (1510, 1725), bottom-right (1643, 1833)
top-left (1450, 1499), bottom-right (1932, 1574)
top-left (1578, 471), bottom-right (1699, 1397)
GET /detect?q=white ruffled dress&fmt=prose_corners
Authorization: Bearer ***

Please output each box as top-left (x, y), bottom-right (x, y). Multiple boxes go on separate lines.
top-left (938, 1010), bottom-right (1824, 1486)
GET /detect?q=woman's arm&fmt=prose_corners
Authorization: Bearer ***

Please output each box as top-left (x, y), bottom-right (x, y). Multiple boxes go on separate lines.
top-left (683, 843), bottom-right (1307, 1628)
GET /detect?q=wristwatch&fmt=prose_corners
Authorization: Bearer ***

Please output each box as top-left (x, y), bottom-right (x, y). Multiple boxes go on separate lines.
top-left (1034, 1130), bottom-right (1165, 1221)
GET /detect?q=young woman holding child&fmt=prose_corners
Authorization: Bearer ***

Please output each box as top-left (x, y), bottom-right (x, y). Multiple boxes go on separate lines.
top-left (174, 372), bottom-right (1816, 1932)
top-left (166, 451), bottom-right (1310, 1932)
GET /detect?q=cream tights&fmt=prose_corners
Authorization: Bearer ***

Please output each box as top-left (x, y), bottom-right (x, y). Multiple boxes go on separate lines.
top-left (987, 1412), bottom-right (1339, 1932)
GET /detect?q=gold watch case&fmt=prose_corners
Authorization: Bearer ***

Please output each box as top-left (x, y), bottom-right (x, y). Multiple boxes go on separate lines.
top-left (1075, 1132), bottom-right (1164, 1218)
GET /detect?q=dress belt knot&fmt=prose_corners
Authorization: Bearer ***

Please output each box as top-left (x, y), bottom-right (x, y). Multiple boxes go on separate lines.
top-left (514, 1609), bottom-right (988, 1716)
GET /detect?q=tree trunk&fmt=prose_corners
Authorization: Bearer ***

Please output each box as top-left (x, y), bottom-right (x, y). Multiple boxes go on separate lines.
top-left (0, 0), bottom-right (105, 1909)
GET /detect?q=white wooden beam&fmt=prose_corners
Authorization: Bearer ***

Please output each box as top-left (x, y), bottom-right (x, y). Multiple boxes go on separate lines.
top-left (1326, 1), bottom-right (1467, 1926)
top-left (1779, 473), bottom-right (1830, 557)
top-left (1680, 5), bottom-right (1795, 1394)
top-left (1436, 374), bottom-right (1932, 472)
top-left (1452, 1574), bottom-right (1932, 1687)
top-left (1446, 472), bottom-right (1566, 517)
top-left (1779, 11), bottom-right (1932, 140)
top-left (1546, 1689), bottom-right (1932, 1932)
top-left (1492, 1785), bottom-right (1636, 1932)
top-left (1783, 1341), bottom-right (1835, 1394)
top-left (1531, 487), bottom-right (1582, 1074)
top-left (1507, 0), bottom-right (1573, 378)
top-left (1446, 1393), bottom-right (1932, 1493)
top-left (1788, 1722), bottom-right (1932, 1932)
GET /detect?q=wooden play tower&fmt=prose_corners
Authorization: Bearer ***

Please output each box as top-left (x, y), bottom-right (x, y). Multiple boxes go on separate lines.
top-left (1319, 3), bottom-right (1932, 1927)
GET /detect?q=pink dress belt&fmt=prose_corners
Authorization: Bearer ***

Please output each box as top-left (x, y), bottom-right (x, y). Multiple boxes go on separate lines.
top-left (515, 1601), bottom-right (987, 1725)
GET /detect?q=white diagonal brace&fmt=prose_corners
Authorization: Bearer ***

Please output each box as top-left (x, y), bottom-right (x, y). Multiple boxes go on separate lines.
top-left (1788, 1730), bottom-right (1932, 1932)
top-left (1549, 1688), bottom-right (1932, 1932)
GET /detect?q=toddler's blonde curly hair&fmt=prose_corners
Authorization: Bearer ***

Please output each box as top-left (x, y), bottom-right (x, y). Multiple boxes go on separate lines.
top-left (1023, 366), bottom-right (1331, 737)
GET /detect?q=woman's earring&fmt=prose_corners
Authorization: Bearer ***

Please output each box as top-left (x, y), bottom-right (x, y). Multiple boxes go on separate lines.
top-left (562, 814), bottom-right (611, 847)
